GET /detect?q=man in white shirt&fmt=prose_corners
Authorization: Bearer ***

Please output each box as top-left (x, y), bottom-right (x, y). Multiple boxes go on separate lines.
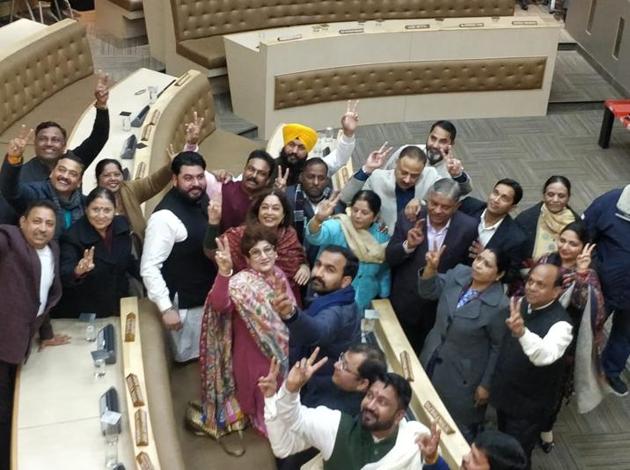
top-left (490, 264), bottom-right (573, 469)
top-left (141, 152), bottom-right (216, 362)
top-left (0, 199), bottom-right (70, 470)
top-left (260, 349), bottom-right (435, 470)
top-left (384, 120), bottom-right (472, 193)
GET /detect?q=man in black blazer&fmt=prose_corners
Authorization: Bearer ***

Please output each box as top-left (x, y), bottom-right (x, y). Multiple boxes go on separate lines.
top-left (386, 178), bottom-right (478, 354)
top-left (0, 199), bottom-right (70, 470)
top-left (461, 178), bottom-right (528, 283)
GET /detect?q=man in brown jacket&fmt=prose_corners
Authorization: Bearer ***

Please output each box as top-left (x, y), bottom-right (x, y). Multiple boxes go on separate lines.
top-left (0, 199), bottom-right (70, 470)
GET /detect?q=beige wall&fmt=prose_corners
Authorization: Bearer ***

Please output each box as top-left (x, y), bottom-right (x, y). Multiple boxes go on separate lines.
top-left (566, 0), bottom-right (630, 93)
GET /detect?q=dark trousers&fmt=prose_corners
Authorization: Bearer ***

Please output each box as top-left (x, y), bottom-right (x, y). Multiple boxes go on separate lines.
top-left (0, 361), bottom-right (17, 470)
top-left (497, 409), bottom-right (543, 470)
top-left (276, 447), bottom-right (319, 470)
top-left (602, 308), bottom-right (630, 378)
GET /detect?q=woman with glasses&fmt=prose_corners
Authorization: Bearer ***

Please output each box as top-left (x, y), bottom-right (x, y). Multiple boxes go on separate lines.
top-left (419, 245), bottom-right (510, 443)
top-left (192, 225), bottom-right (291, 440)
top-left (204, 188), bottom-right (308, 304)
top-left (52, 187), bottom-right (138, 317)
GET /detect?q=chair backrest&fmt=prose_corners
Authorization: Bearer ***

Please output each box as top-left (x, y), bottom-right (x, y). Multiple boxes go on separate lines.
top-left (169, 0), bottom-right (515, 42)
top-left (0, 19), bottom-right (93, 136)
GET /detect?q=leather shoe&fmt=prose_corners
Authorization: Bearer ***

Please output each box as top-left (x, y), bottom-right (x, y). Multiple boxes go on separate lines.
top-left (539, 437), bottom-right (555, 453)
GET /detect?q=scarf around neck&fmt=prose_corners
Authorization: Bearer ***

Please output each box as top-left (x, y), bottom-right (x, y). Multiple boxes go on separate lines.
top-left (532, 204), bottom-right (575, 260)
top-left (305, 284), bottom-right (356, 317)
top-left (333, 213), bottom-right (386, 263)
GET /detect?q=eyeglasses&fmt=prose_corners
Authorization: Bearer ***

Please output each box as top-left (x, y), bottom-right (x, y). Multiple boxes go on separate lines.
top-left (337, 352), bottom-right (360, 378)
top-left (248, 245), bottom-right (275, 260)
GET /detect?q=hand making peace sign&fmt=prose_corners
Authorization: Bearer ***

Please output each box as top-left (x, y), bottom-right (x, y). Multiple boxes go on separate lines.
top-left (215, 236), bottom-right (233, 276)
top-left (94, 70), bottom-right (110, 109)
top-left (576, 243), bottom-right (596, 274)
top-left (362, 141), bottom-right (394, 174)
top-left (285, 347), bottom-right (329, 393)
top-left (185, 111), bottom-right (204, 146)
top-left (274, 165), bottom-right (291, 192)
top-left (74, 247), bottom-right (96, 277)
top-left (505, 296), bottom-right (525, 337)
top-left (7, 125), bottom-right (33, 159)
top-left (341, 100), bottom-right (359, 137)
top-left (314, 190), bottom-right (342, 223)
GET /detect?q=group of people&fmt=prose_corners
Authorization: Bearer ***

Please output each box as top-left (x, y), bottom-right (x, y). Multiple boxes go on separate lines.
top-left (1, 76), bottom-right (629, 470)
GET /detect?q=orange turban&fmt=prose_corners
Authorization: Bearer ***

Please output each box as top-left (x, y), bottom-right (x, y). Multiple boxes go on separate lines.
top-left (282, 123), bottom-right (318, 153)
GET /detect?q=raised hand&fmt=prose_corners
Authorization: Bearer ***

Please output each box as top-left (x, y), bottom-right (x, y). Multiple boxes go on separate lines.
top-left (424, 240), bottom-right (445, 273)
top-left (207, 192), bottom-right (222, 225)
top-left (285, 347), bottom-right (328, 393)
top-left (415, 421), bottom-right (441, 464)
top-left (212, 169), bottom-right (233, 183)
top-left (474, 385), bottom-right (490, 407)
top-left (293, 263), bottom-right (310, 286)
top-left (185, 111), bottom-right (204, 146)
top-left (445, 151), bottom-right (464, 177)
top-left (505, 296), bottom-right (525, 337)
top-left (314, 190), bottom-right (341, 223)
top-left (271, 290), bottom-right (296, 319)
top-left (403, 198), bottom-right (421, 223)
top-left (7, 125), bottom-right (33, 159)
top-left (94, 70), bottom-right (110, 109)
top-left (39, 334), bottom-right (71, 351)
top-left (576, 242), bottom-right (596, 274)
top-left (74, 247), bottom-right (95, 277)
top-left (274, 165), bottom-right (290, 191)
top-left (341, 99), bottom-right (359, 137)
top-left (257, 357), bottom-right (281, 398)
top-left (362, 142), bottom-right (393, 174)
top-left (406, 218), bottom-right (425, 250)
top-left (468, 240), bottom-right (484, 260)
top-left (215, 236), bottom-right (233, 276)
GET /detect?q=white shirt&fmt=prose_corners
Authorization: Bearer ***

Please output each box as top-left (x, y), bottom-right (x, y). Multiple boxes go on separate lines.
top-left (140, 210), bottom-right (189, 312)
top-left (264, 384), bottom-right (428, 469)
top-left (518, 301), bottom-right (574, 366)
top-left (426, 218), bottom-right (450, 251)
top-left (477, 209), bottom-right (505, 247)
top-left (36, 245), bottom-right (55, 317)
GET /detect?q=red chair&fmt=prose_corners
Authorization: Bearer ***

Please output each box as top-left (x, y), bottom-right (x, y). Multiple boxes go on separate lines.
top-left (598, 99), bottom-right (630, 148)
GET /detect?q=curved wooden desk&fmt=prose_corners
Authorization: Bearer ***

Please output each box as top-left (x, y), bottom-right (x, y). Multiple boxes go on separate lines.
top-left (225, 17), bottom-right (561, 139)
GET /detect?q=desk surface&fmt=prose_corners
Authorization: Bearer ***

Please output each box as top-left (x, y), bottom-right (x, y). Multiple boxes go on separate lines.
top-left (0, 19), bottom-right (47, 56)
top-left (68, 68), bottom-right (175, 193)
top-left (15, 319), bottom-right (135, 469)
top-left (225, 16), bottom-right (560, 51)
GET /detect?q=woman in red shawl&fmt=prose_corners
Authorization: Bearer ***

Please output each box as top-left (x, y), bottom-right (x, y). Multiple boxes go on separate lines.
top-left (204, 188), bottom-right (309, 304)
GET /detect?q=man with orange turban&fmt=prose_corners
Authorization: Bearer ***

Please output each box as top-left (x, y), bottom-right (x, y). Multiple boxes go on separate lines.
top-left (278, 100), bottom-right (359, 187)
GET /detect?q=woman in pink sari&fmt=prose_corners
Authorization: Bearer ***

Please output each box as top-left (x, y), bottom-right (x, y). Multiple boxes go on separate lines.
top-left (196, 224), bottom-right (294, 440)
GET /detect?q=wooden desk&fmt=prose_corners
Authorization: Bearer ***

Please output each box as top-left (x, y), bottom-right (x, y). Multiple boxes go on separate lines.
top-left (225, 17), bottom-right (561, 139)
top-left (67, 68), bottom-right (175, 193)
top-left (0, 19), bottom-right (47, 56)
top-left (14, 319), bottom-right (135, 469)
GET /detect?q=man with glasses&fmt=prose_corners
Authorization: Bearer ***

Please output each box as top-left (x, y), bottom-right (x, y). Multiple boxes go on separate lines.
top-left (141, 152), bottom-right (216, 362)
top-left (272, 245), bottom-right (362, 386)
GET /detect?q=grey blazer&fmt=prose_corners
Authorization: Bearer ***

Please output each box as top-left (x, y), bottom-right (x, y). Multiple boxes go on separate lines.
top-left (419, 264), bottom-right (509, 426)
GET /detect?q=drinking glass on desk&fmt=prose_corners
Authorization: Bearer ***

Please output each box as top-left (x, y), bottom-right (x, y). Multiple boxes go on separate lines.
top-left (94, 358), bottom-right (106, 379)
top-left (104, 432), bottom-right (118, 469)
top-left (148, 85), bottom-right (158, 104)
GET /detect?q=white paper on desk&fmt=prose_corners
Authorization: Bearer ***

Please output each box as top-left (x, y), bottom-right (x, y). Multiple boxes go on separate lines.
top-left (101, 410), bottom-right (122, 426)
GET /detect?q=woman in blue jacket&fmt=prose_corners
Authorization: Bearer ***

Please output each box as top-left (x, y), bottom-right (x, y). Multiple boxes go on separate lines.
top-left (306, 190), bottom-right (390, 312)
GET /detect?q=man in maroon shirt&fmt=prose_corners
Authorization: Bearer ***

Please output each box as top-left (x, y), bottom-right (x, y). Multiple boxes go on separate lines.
top-left (219, 150), bottom-right (276, 232)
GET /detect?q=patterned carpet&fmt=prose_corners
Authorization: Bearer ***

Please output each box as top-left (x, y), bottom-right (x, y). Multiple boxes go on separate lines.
top-left (4, 6), bottom-right (630, 469)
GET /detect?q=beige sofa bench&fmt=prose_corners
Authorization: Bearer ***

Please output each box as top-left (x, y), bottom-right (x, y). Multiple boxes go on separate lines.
top-left (144, 0), bottom-right (515, 78)
top-left (0, 19), bottom-right (95, 148)
top-left (95, 0), bottom-right (146, 40)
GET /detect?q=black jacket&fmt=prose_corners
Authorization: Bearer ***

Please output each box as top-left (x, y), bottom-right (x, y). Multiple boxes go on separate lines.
top-left (461, 197), bottom-right (528, 283)
top-left (53, 215), bottom-right (137, 318)
top-left (514, 202), bottom-right (580, 261)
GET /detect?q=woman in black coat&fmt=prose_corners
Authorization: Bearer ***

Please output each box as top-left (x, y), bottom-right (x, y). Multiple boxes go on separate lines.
top-left (53, 187), bottom-right (138, 318)
top-left (515, 175), bottom-right (580, 265)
